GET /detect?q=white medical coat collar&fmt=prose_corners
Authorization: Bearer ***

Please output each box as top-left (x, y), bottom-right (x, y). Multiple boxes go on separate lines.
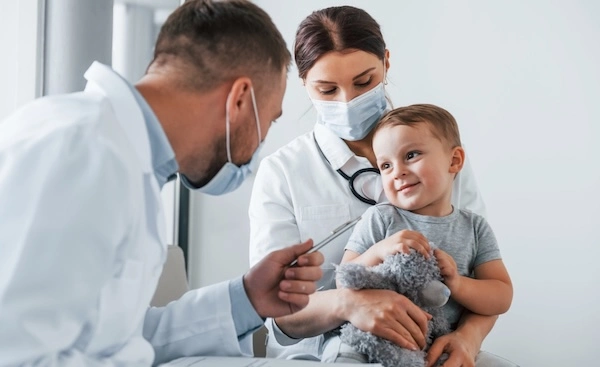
top-left (313, 123), bottom-right (357, 170)
top-left (84, 62), bottom-right (152, 173)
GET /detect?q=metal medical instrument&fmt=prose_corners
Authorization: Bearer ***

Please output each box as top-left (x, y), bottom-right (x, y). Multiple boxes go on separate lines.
top-left (290, 216), bottom-right (362, 266)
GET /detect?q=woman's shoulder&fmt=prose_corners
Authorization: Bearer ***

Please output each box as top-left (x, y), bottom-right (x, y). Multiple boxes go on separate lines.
top-left (260, 130), bottom-right (318, 168)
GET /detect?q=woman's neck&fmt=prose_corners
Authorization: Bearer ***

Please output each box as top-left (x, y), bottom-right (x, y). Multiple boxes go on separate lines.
top-left (345, 131), bottom-right (377, 167)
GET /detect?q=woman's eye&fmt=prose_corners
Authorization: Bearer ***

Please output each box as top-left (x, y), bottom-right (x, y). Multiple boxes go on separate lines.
top-left (355, 78), bottom-right (372, 88)
top-left (319, 87), bottom-right (337, 95)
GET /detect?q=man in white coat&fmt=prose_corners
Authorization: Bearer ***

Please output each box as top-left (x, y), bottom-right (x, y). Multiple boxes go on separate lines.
top-left (0, 1), bottom-right (324, 366)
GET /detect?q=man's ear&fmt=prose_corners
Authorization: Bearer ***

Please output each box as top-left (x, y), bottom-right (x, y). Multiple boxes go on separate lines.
top-left (225, 77), bottom-right (253, 126)
top-left (449, 146), bottom-right (465, 174)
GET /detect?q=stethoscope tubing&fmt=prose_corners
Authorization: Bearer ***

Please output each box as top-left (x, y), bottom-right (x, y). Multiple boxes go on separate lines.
top-left (313, 134), bottom-right (379, 206)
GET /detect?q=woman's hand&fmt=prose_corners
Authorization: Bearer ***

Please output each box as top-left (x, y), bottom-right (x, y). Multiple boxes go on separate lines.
top-left (342, 288), bottom-right (432, 350)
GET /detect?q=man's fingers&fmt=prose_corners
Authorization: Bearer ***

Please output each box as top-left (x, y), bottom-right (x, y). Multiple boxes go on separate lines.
top-left (286, 239), bottom-right (326, 267)
top-left (277, 291), bottom-right (309, 313)
top-left (286, 239), bottom-right (314, 262)
top-left (294, 250), bottom-right (324, 267)
top-left (279, 279), bottom-right (317, 294)
top-left (285, 264), bottom-right (323, 281)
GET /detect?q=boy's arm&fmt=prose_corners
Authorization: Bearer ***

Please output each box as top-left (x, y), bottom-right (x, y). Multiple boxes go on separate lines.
top-left (343, 229), bottom-right (432, 267)
top-left (436, 252), bottom-right (513, 315)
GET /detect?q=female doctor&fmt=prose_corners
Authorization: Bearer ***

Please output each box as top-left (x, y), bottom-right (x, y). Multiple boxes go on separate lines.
top-left (249, 6), bottom-right (516, 367)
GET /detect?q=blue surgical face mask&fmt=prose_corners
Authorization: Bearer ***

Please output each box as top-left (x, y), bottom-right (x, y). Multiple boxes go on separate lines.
top-left (311, 82), bottom-right (387, 141)
top-left (181, 86), bottom-right (263, 195)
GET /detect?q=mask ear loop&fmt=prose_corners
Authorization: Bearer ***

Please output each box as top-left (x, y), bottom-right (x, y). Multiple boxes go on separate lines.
top-left (383, 62), bottom-right (389, 85)
top-left (249, 86), bottom-right (262, 146)
top-left (225, 92), bottom-right (233, 163)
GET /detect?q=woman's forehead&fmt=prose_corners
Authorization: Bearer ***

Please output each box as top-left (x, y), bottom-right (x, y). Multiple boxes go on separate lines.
top-left (305, 50), bottom-right (382, 81)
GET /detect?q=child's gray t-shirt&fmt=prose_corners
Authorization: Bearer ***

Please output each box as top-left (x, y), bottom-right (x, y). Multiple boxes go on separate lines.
top-left (345, 203), bottom-right (501, 328)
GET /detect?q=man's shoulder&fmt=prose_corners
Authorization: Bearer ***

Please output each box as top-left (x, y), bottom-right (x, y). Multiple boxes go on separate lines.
top-left (2, 92), bottom-right (107, 138)
top-left (0, 91), bottom-right (132, 170)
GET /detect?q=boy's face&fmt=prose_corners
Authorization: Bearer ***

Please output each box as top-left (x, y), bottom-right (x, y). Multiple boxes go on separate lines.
top-left (373, 123), bottom-right (464, 216)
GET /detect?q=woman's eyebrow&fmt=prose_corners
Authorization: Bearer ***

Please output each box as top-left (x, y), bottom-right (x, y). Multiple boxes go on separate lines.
top-left (310, 67), bottom-right (377, 84)
top-left (352, 67), bottom-right (376, 81)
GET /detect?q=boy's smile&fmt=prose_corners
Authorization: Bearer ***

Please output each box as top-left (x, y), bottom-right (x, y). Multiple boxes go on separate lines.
top-left (374, 122), bottom-right (460, 216)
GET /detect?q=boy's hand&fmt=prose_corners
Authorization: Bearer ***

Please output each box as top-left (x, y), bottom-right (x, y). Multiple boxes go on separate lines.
top-left (426, 329), bottom-right (478, 367)
top-left (372, 229), bottom-right (431, 263)
top-left (435, 249), bottom-right (460, 291)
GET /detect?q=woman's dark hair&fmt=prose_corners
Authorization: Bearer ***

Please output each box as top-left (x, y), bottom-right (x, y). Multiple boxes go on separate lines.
top-left (294, 6), bottom-right (386, 79)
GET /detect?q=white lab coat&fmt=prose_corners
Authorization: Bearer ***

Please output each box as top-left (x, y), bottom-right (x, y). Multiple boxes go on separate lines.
top-left (0, 62), bottom-right (250, 366)
top-left (248, 123), bottom-right (486, 360)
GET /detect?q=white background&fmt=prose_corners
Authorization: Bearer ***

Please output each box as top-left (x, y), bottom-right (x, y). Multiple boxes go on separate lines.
top-left (187, 1), bottom-right (600, 366)
top-left (2, 1), bottom-right (599, 365)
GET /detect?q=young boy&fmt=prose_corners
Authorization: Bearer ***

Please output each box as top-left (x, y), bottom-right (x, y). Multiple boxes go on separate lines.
top-left (322, 104), bottom-right (513, 364)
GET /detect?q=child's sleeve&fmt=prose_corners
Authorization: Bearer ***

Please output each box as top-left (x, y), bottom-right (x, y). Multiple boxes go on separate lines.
top-left (345, 205), bottom-right (388, 255)
top-left (473, 217), bottom-right (502, 268)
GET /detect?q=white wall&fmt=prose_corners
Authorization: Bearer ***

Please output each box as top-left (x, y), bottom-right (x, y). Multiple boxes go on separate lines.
top-left (0, 0), bottom-right (43, 120)
top-left (189, 1), bottom-right (600, 365)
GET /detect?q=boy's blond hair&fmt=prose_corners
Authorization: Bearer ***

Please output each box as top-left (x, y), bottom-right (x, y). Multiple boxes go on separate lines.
top-left (374, 104), bottom-right (462, 149)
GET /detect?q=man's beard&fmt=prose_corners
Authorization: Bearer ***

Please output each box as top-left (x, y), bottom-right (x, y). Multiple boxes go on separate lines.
top-left (185, 134), bottom-right (228, 188)
top-left (184, 115), bottom-right (255, 188)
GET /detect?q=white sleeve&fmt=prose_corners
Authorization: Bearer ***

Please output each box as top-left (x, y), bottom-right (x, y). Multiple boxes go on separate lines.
top-left (248, 157), bottom-right (306, 347)
top-left (0, 130), bottom-right (132, 366)
top-left (248, 157), bottom-right (300, 267)
top-left (452, 151), bottom-right (487, 218)
top-left (143, 281), bottom-right (252, 366)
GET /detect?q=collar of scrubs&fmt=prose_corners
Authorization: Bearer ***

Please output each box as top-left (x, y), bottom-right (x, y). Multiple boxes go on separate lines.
top-left (83, 62), bottom-right (153, 174)
top-left (313, 123), bottom-right (387, 204)
top-left (314, 123), bottom-right (363, 170)
top-left (129, 85), bottom-right (178, 188)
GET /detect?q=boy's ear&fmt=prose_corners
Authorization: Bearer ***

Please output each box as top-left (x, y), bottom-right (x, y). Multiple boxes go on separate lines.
top-left (449, 146), bottom-right (465, 174)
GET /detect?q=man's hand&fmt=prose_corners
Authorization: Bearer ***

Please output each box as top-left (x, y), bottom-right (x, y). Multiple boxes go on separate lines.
top-left (243, 239), bottom-right (324, 318)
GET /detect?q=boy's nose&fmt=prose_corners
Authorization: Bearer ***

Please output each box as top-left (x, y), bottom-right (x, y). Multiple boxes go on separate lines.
top-left (393, 165), bottom-right (408, 179)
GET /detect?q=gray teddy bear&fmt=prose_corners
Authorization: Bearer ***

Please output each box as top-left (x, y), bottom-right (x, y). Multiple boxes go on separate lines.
top-left (336, 248), bottom-right (452, 367)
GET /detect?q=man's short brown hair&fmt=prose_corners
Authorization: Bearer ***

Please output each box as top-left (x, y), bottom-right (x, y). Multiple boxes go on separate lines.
top-left (150, 0), bottom-right (290, 95)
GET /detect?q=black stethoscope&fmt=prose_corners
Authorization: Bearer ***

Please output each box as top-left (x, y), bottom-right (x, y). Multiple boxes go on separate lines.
top-left (314, 135), bottom-right (380, 205)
